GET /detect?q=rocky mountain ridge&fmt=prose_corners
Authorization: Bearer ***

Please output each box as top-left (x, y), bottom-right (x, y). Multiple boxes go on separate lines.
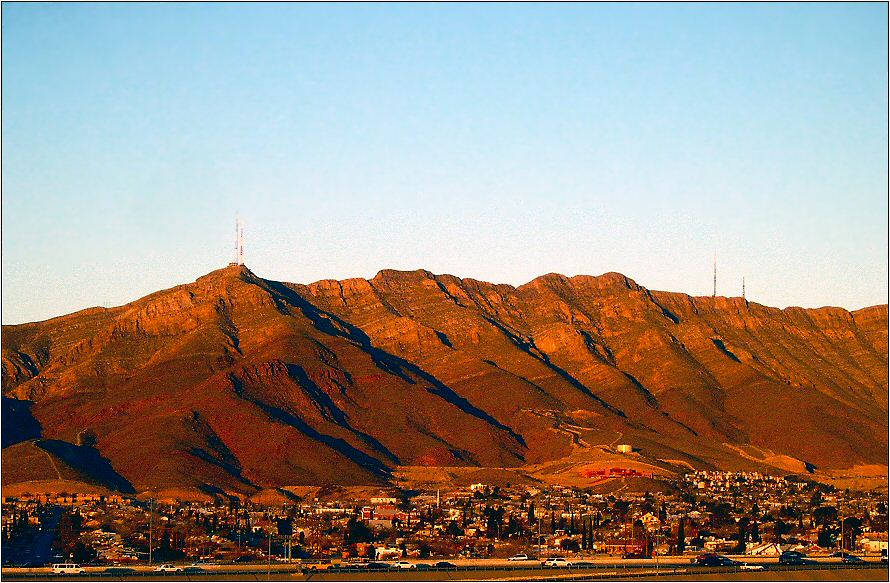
top-left (2, 265), bottom-right (886, 496)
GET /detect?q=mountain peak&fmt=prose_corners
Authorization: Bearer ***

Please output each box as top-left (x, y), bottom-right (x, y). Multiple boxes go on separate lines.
top-left (197, 263), bottom-right (254, 282)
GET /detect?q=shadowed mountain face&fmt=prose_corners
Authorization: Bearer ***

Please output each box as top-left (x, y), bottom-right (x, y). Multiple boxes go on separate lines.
top-left (2, 265), bottom-right (887, 495)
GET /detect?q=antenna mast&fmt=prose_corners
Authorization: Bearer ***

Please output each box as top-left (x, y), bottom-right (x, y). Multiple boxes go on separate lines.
top-left (742, 277), bottom-right (745, 299)
top-left (232, 215), bottom-right (245, 266)
top-left (712, 252), bottom-right (717, 297)
top-left (238, 220), bottom-right (245, 266)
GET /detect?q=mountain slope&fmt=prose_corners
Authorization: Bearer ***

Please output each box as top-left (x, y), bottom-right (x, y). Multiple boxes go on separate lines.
top-left (2, 265), bottom-right (886, 495)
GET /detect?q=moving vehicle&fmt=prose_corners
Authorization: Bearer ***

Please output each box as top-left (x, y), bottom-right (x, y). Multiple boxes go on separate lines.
top-left (778, 551), bottom-right (807, 566)
top-left (738, 562), bottom-right (765, 571)
top-left (508, 553), bottom-right (530, 561)
top-left (52, 564), bottom-right (86, 575)
top-left (154, 564), bottom-right (182, 572)
top-left (623, 551), bottom-right (651, 560)
top-left (104, 567), bottom-right (136, 575)
top-left (366, 562), bottom-right (391, 570)
top-left (434, 561), bottom-right (457, 569)
top-left (302, 560), bottom-right (340, 572)
top-left (392, 561), bottom-right (416, 569)
top-left (543, 557), bottom-right (573, 567)
top-left (694, 553), bottom-right (735, 566)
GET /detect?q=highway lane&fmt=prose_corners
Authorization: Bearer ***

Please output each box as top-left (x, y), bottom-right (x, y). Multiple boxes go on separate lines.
top-left (1, 559), bottom-right (885, 581)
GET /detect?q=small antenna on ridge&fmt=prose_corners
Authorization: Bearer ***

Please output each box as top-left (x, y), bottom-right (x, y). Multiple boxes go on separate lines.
top-left (712, 251), bottom-right (717, 297)
top-left (238, 220), bottom-right (245, 266)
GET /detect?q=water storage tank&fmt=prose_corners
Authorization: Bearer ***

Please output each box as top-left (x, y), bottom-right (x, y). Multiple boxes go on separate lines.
top-left (616, 444), bottom-right (633, 454)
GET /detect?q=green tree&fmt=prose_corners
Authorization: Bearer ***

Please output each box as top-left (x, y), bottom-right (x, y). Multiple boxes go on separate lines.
top-left (344, 517), bottom-right (374, 545)
top-left (813, 506), bottom-right (838, 528)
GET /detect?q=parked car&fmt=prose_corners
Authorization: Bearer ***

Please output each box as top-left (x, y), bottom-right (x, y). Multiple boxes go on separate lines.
top-left (52, 564), bottom-right (85, 575)
top-left (104, 567), bottom-right (136, 575)
top-left (842, 554), bottom-right (863, 564)
top-left (392, 561), bottom-right (416, 569)
top-left (415, 563), bottom-right (432, 570)
top-left (183, 566), bottom-right (204, 573)
top-left (509, 553), bottom-right (530, 561)
top-left (154, 564), bottom-right (182, 572)
top-left (778, 551), bottom-right (807, 566)
top-left (623, 551), bottom-right (651, 560)
top-left (881, 549), bottom-right (888, 565)
top-left (738, 562), bottom-right (765, 571)
top-left (543, 557), bottom-right (573, 568)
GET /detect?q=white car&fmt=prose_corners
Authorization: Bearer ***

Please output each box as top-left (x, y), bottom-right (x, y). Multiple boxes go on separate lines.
top-left (154, 564), bottom-right (182, 572)
top-left (392, 561), bottom-right (416, 569)
top-left (739, 563), bottom-right (765, 571)
top-left (509, 554), bottom-right (530, 561)
top-left (543, 557), bottom-right (573, 568)
top-left (52, 564), bottom-right (85, 575)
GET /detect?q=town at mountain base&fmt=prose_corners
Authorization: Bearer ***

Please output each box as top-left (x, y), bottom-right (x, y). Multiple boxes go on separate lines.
top-left (2, 264), bottom-right (886, 499)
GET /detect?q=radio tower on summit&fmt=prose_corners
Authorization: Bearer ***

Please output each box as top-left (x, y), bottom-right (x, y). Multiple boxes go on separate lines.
top-left (712, 252), bottom-right (717, 297)
top-left (231, 215), bottom-right (245, 266)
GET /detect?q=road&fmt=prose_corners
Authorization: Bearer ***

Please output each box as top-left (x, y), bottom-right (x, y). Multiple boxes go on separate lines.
top-left (1, 556), bottom-right (885, 581)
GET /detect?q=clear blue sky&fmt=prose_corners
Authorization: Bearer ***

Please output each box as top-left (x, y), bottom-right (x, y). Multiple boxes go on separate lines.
top-left (3, 3), bottom-right (887, 324)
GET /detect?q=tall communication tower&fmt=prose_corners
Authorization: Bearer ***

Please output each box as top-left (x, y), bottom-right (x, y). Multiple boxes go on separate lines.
top-left (712, 252), bottom-right (717, 297)
top-left (742, 277), bottom-right (746, 299)
top-left (232, 215), bottom-right (245, 266)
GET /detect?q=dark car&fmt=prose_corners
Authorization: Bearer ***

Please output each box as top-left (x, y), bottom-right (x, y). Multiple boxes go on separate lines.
top-left (434, 561), bottom-right (457, 569)
top-left (104, 567), bottom-right (136, 575)
top-left (414, 563), bottom-right (432, 570)
top-left (695, 554), bottom-right (735, 567)
top-left (365, 562), bottom-right (391, 570)
top-left (623, 551), bottom-right (651, 559)
top-left (881, 549), bottom-right (888, 565)
top-left (778, 551), bottom-right (807, 566)
top-left (183, 566), bottom-right (205, 573)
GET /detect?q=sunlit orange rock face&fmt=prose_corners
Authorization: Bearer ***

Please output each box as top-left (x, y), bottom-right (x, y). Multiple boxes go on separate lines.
top-left (2, 265), bottom-right (886, 494)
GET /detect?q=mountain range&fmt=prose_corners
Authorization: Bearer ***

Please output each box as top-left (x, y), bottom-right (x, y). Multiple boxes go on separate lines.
top-left (2, 265), bottom-right (887, 498)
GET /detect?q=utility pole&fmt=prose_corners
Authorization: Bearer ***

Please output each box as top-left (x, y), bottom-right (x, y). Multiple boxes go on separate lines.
top-left (148, 498), bottom-right (153, 565)
top-left (268, 530), bottom-right (272, 580)
top-left (839, 496), bottom-right (844, 554)
top-left (654, 495), bottom-right (660, 575)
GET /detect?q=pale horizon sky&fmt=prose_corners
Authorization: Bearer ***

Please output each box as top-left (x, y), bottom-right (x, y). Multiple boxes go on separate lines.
top-left (3, 3), bottom-right (888, 324)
